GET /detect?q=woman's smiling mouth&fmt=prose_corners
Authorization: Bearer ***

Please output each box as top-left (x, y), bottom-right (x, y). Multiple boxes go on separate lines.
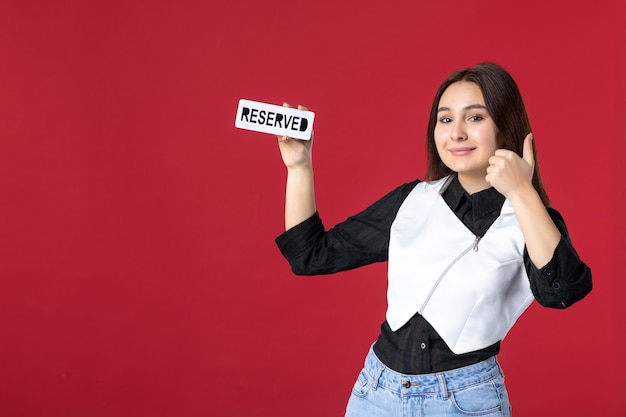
top-left (449, 147), bottom-right (476, 156)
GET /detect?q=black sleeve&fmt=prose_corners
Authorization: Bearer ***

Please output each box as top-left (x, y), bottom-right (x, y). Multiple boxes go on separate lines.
top-left (525, 207), bottom-right (593, 308)
top-left (275, 180), bottom-right (420, 275)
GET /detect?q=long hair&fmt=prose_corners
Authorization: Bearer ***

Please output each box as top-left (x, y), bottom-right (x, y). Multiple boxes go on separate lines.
top-left (424, 62), bottom-right (550, 207)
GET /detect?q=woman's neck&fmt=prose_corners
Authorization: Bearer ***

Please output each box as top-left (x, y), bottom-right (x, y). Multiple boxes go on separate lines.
top-left (456, 173), bottom-right (490, 195)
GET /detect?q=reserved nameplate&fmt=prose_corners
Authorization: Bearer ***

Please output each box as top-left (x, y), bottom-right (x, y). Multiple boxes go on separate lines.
top-left (235, 99), bottom-right (314, 140)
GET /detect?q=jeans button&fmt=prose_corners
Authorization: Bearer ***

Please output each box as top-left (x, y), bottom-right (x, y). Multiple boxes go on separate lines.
top-left (402, 380), bottom-right (411, 389)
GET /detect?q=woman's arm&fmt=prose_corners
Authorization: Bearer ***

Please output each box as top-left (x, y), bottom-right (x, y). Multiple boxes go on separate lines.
top-left (275, 180), bottom-right (419, 275)
top-left (486, 133), bottom-right (592, 307)
top-left (524, 209), bottom-right (592, 308)
top-left (277, 103), bottom-right (316, 230)
top-left (486, 134), bottom-right (560, 268)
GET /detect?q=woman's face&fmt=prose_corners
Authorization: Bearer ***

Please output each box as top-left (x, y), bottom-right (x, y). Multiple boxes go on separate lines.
top-left (434, 81), bottom-right (500, 193)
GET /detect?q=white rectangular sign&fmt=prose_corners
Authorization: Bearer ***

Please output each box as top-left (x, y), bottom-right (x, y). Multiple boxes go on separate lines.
top-left (234, 99), bottom-right (314, 140)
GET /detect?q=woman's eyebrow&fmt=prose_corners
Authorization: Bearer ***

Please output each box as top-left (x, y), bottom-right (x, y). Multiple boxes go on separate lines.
top-left (437, 104), bottom-right (488, 113)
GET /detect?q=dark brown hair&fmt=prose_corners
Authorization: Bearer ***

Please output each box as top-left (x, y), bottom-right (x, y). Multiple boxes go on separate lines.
top-left (424, 62), bottom-right (550, 206)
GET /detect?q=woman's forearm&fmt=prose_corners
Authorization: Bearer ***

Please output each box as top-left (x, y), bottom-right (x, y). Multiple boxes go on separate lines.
top-left (285, 166), bottom-right (316, 230)
top-left (508, 184), bottom-right (561, 268)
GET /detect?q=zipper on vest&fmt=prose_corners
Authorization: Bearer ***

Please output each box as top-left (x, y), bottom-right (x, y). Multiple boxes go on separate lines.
top-left (418, 239), bottom-right (477, 314)
top-left (473, 235), bottom-right (482, 252)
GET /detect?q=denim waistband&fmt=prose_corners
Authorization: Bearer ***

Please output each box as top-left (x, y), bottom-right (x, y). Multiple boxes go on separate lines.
top-left (363, 344), bottom-right (502, 396)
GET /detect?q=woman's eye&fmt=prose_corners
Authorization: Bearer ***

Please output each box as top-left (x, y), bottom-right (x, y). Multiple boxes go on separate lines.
top-left (469, 115), bottom-right (483, 121)
top-left (439, 117), bottom-right (452, 123)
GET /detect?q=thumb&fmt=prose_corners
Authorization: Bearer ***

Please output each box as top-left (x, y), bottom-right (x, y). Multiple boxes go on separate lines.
top-left (523, 133), bottom-right (535, 169)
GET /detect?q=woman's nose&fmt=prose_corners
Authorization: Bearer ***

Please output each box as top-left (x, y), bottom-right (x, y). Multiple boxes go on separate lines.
top-left (450, 122), bottom-right (467, 141)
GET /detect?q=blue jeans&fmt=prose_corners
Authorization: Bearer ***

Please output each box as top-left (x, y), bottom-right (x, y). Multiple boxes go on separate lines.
top-left (345, 345), bottom-right (512, 417)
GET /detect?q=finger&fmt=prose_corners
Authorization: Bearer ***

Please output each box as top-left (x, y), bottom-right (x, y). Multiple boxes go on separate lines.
top-left (522, 133), bottom-right (535, 168)
top-left (488, 155), bottom-right (504, 167)
top-left (279, 103), bottom-right (312, 141)
top-left (485, 171), bottom-right (494, 186)
top-left (494, 148), bottom-right (517, 158)
top-left (297, 105), bottom-right (312, 140)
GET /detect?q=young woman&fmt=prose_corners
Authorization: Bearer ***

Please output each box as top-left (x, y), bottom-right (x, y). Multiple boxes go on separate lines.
top-left (274, 62), bottom-right (592, 417)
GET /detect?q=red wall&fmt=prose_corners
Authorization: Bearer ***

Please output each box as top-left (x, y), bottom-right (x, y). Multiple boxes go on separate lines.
top-left (1, 0), bottom-right (624, 416)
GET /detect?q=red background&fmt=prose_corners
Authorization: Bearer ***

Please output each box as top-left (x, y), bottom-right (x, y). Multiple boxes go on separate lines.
top-left (1, 0), bottom-right (624, 416)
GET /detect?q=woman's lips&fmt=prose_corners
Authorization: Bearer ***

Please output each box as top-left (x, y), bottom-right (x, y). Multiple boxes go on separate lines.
top-left (449, 147), bottom-right (475, 156)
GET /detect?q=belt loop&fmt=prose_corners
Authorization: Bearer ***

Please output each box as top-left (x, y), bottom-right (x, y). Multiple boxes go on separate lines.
top-left (437, 374), bottom-right (448, 400)
top-left (371, 362), bottom-right (384, 391)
